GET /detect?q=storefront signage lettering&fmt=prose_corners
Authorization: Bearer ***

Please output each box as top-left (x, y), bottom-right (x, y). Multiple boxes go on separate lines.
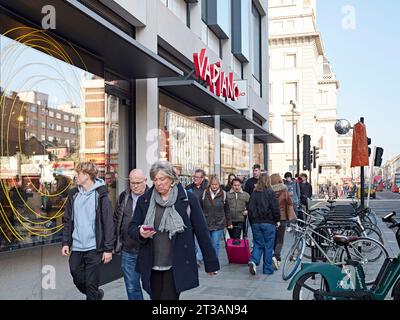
top-left (193, 48), bottom-right (239, 101)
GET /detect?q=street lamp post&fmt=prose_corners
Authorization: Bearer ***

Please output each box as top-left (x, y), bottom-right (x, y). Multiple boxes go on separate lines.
top-left (290, 100), bottom-right (296, 176)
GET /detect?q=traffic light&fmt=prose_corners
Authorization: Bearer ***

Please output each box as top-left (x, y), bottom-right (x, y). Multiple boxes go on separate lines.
top-left (313, 146), bottom-right (320, 168)
top-left (374, 147), bottom-right (384, 167)
top-left (310, 150), bottom-right (313, 168)
top-left (318, 165), bottom-right (322, 174)
top-left (303, 134), bottom-right (311, 171)
top-left (367, 137), bottom-right (372, 157)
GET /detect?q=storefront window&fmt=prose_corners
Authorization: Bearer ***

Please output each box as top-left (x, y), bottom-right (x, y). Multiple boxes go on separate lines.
top-left (253, 144), bottom-right (265, 171)
top-left (0, 31), bottom-right (127, 252)
top-left (159, 105), bottom-right (214, 186)
top-left (221, 131), bottom-right (250, 184)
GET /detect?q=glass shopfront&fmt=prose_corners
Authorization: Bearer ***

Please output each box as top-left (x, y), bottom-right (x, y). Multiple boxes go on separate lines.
top-left (0, 29), bottom-right (129, 252)
top-left (159, 102), bottom-right (266, 187)
top-left (159, 105), bottom-right (215, 186)
top-left (221, 131), bottom-right (250, 184)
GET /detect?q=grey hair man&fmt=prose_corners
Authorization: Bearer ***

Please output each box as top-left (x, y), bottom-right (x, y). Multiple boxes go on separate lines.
top-left (114, 169), bottom-right (148, 300)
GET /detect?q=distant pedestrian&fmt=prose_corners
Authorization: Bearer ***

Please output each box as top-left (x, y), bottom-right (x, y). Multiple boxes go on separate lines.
top-left (283, 172), bottom-right (301, 223)
top-left (186, 169), bottom-right (209, 267)
top-left (244, 164), bottom-right (262, 195)
top-left (128, 161), bottom-right (219, 300)
top-left (299, 173), bottom-right (312, 213)
top-left (62, 162), bottom-right (115, 300)
top-left (223, 173), bottom-right (237, 192)
top-left (201, 175), bottom-right (232, 258)
top-left (226, 178), bottom-right (250, 239)
top-left (114, 169), bottom-right (148, 300)
top-left (247, 173), bottom-right (280, 275)
top-left (270, 173), bottom-right (297, 270)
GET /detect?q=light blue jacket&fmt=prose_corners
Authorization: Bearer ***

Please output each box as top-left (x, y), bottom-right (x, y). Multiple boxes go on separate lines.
top-left (72, 178), bottom-right (105, 251)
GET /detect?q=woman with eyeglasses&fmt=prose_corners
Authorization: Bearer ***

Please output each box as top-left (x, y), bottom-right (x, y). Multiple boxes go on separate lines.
top-left (128, 161), bottom-right (219, 300)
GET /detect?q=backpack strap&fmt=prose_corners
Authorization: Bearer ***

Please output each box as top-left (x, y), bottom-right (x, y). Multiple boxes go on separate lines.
top-left (183, 188), bottom-right (191, 217)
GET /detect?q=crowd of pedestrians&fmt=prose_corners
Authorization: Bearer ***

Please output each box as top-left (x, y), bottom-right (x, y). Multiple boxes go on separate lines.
top-left (61, 161), bottom-right (312, 300)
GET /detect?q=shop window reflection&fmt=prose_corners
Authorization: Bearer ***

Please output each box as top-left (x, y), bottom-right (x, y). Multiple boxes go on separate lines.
top-left (0, 33), bottom-right (127, 252)
top-left (221, 131), bottom-right (250, 185)
top-left (159, 105), bottom-right (214, 186)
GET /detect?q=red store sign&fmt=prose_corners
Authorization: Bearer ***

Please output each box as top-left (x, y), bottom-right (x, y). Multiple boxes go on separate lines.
top-left (193, 48), bottom-right (240, 102)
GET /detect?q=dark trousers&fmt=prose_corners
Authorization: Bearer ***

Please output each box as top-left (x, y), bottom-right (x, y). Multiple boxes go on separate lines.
top-left (69, 250), bottom-right (103, 300)
top-left (273, 220), bottom-right (286, 261)
top-left (150, 269), bottom-right (180, 300)
top-left (227, 221), bottom-right (244, 239)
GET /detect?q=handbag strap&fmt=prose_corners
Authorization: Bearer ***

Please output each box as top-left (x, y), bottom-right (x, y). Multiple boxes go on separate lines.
top-left (243, 215), bottom-right (249, 239)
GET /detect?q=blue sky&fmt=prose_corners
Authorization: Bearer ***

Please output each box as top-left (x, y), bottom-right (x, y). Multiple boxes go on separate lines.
top-left (317, 0), bottom-right (400, 162)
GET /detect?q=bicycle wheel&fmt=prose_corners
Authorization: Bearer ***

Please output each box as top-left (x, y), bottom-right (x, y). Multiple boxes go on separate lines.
top-left (367, 210), bottom-right (378, 226)
top-left (293, 272), bottom-right (330, 300)
top-left (362, 226), bottom-right (384, 246)
top-left (282, 237), bottom-right (305, 281)
top-left (338, 237), bottom-right (389, 285)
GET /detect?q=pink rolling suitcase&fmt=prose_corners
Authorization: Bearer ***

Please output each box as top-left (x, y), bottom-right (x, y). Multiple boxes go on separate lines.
top-left (225, 217), bottom-right (251, 264)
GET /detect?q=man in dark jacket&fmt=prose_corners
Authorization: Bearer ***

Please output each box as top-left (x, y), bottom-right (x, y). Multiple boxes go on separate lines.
top-left (185, 169), bottom-right (209, 199)
top-left (61, 162), bottom-right (115, 300)
top-left (185, 169), bottom-right (208, 266)
top-left (114, 169), bottom-right (148, 300)
top-left (299, 173), bottom-right (313, 212)
top-left (244, 164), bottom-right (261, 195)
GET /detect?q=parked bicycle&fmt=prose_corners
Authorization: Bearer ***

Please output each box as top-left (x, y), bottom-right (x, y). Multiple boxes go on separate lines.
top-left (288, 211), bottom-right (400, 300)
top-left (282, 215), bottom-right (388, 284)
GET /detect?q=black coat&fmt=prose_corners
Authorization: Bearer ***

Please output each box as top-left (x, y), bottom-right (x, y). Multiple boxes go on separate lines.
top-left (201, 188), bottom-right (232, 231)
top-left (244, 177), bottom-right (259, 195)
top-left (299, 182), bottom-right (313, 205)
top-left (128, 183), bottom-right (220, 296)
top-left (62, 186), bottom-right (115, 253)
top-left (114, 186), bottom-right (149, 254)
top-left (248, 189), bottom-right (280, 225)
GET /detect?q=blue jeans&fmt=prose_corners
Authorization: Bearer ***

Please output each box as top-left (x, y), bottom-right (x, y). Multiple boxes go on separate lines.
top-left (121, 250), bottom-right (143, 300)
top-left (249, 223), bottom-right (276, 274)
top-left (210, 229), bottom-right (224, 258)
top-left (194, 236), bottom-right (203, 262)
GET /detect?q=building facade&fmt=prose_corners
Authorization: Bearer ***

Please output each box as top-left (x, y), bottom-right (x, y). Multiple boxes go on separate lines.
top-left (268, 0), bottom-right (340, 188)
top-left (0, 0), bottom-right (281, 299)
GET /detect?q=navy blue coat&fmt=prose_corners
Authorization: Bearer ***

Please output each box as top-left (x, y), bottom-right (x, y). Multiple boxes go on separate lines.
top-left (128, 183), bottom-right (220, 296)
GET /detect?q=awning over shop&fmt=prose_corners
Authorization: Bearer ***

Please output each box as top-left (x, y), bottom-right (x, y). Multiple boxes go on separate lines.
top-left (0, 0), bottom-right (182, 79)
top-left (220, 115), bottom-right (283, 144)
top-left (159, 79), bottom-right (283, 144)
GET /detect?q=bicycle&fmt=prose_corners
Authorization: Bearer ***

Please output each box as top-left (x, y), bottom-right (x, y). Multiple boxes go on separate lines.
top-left (288, 212), bottom-right (400, 300)
top-left (282, 216), bottom-right (388, 284)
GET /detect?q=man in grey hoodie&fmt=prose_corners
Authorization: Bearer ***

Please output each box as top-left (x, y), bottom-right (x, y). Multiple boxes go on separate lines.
top-left (62, 162), bottom-right (115, 300)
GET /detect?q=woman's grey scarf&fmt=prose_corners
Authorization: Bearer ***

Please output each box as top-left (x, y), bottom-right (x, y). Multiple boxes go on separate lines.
top-left (143, 185), bottom-right (186, 239)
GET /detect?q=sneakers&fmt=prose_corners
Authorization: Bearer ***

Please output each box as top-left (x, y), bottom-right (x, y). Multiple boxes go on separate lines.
top-left (272, 257), bottom-right (280, 270)
top-left (248, 261), bottom-right (257, 275)
top-left (197, 260), bottom-right (203, 268)
top-left (286, 226), bottom-right (292, 232)
top-left (98, 288), bottom-right (104, 300)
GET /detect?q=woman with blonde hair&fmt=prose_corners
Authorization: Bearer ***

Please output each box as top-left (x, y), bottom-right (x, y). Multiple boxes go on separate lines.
top-left (247, 173), bottom-right (280, 275)
top-left (201, 174), bottom-right (232, 258)
top-left (270, 173), bottom-right (297, 270)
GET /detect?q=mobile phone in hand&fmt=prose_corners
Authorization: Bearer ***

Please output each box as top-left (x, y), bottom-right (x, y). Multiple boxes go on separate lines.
top-left (142, 226), bottom-right (155, 232)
